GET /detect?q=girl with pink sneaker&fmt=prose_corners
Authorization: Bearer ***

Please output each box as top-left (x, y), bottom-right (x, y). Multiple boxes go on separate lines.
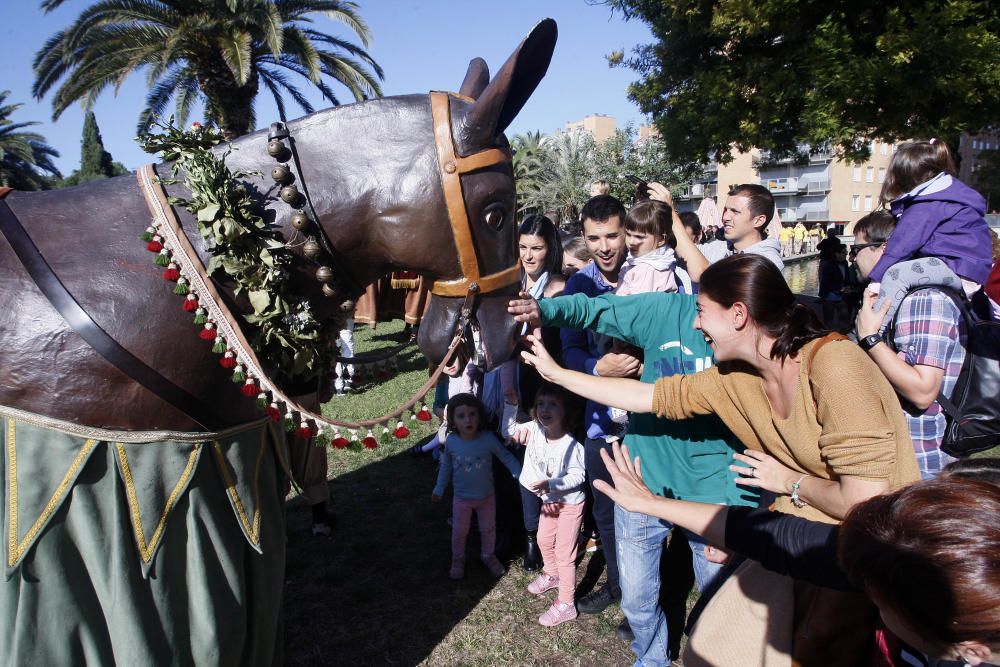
top-left (502, 383), bottom-right (586, 627)
top-left (432, 393), bottom-right (522, 580)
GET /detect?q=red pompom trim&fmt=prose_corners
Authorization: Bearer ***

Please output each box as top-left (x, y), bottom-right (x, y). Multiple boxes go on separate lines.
top-left (182, 297), bottom-right (199, 312)
top-left (332, 436), bottom-right (349, 449)
top-left (362, 436), bottom-right (378, 449)
top-left (394, 425), bottom-right (410, 439)
top-left (240, 380), bottom-right (259, 396)
top-left (147, 240), bottom-right (163, 252)
top-left (296, 425), bottom-right (314, 439)
top-left (266, 405), bottom-right (282, 421)
top-left (163, 267), bottom-right (181, 281)
top-left (219, 355), bottom-right (237, 369)
top-left (199, 328), bottom-right (216, 340)
top-left (416, 408), bottom-right (432, 422)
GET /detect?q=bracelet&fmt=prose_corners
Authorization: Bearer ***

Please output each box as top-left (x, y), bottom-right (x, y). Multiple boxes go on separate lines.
top-left (790, 474), bottom-right (809, 508)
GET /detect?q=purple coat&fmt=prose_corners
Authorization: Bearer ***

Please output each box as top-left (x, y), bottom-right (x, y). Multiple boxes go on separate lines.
top-left (870, 175), bottom-right (992, 285)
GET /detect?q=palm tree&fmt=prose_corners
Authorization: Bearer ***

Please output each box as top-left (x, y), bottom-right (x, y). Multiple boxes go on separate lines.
top-left (0, 91), bottom-right (61, 191)
top-left (535, 130), bottom-right (594, 221)
top-left (511, 131), bottom-right (548, 215)
top-left (33, 0), bottom-right (385, 139)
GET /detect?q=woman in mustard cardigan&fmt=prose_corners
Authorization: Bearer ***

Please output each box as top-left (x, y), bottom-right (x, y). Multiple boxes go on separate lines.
top-left (520, 253), bottom-right (920, 665)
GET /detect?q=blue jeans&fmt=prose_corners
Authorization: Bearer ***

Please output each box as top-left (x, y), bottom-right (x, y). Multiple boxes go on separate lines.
top-left (615, 505), bottom-right (724, 667)
top-left (585, 438), bottom-right (620, 593)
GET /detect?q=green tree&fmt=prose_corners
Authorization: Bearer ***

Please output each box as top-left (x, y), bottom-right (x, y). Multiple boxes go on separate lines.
top-left (587, 126), bottom-right (695, 204)
top-left (518, 130), bottom-right (594, 222)
top-left (33, 0), bottom-right (384, 139)
top-left (606, 0), bottom-right (1000, 165)
top-left (0, 90), bottom-right (61, 191)
top-left (512, 131), bottom-right (548, 215)
top-left (61, 111), bottom-right (129, 187)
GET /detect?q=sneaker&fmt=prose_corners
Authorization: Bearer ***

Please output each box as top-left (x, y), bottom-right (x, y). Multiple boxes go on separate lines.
top-left (527, 572), bottom-right (560, 595)
top-left (576, 584), bottom-right (620, 614)
top-left (449, 556), bottom-right (465, 580)
top-left (482, 554), bottom-right (506, 577)
top-left (616, 618), bottom-right (635, 642)
top-left (538, 600), bottom-right (578, 627)
top-left (584, 536), bottom-right (601, 553)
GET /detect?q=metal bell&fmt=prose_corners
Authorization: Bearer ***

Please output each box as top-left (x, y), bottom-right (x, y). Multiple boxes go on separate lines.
top-left (267, 139), bottom-right (287, 158)
top-left (271, 164), bottom-right (292, 183)
top-left (315, 266), bottom-right (334, 283)
top-left (302, 238), bottom-right (321, 259)
top-left (322, 283), bottom-right (338, 298)
top-left (279, 185), bottom-right (300, 205)
top-left (291, 211), bottom-right (311, 231)
top-left (339, 299), bottom-right (355, 312)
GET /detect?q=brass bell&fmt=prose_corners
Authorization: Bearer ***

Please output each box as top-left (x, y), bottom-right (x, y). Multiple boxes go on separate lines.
top-left (315, 266), bottom-right (334, 283)
top-left (280, 185), bottom-right (300, 205)
top-left (291, 211), bottom-right (311, 231)
top-left (271, 164), bottom-right (292, 183)
top-left (302, 238), bottom-right (321, 259)
top-left (339, 299), bottom-right (355, 312)
top-left (322, 283), bottom-right (338, 298)
top-left (267, 139), bottom-right (287, 158)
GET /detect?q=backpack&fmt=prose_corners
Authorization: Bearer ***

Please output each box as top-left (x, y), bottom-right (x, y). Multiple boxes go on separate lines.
top-left (886, 286), bottom-right (1000, 457)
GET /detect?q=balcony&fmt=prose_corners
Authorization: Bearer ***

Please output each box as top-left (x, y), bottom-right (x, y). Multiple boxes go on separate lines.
top-left (805, 179), bottom-right (831, 194)
top-left (808, 149), bottom-right (834, 163)
top-left (778, 208), bottom-right (797, 221)
top-left (762, 177), bottom-right (799, 195)
top-left (802, 209), bottom-right (830, 221)
top-left (676, 182), bottom-right (716, 201)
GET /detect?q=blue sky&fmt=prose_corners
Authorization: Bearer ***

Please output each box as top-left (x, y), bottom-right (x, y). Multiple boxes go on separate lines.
top-left (2, 1), bottom-right (655, 174)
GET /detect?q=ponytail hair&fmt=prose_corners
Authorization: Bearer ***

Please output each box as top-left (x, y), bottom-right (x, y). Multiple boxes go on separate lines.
top-left (699, 254), bottom-right (830, 361)
top-left (880, 140), bottom-right (957, 206)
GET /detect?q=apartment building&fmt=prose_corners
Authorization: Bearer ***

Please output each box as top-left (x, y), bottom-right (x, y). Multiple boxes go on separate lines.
top-left (959, 130), bottom-right (999, 209)
top-left (675, 141), bottom-right (897, 232)
top-left (560, 114), bottom-right (617, 144)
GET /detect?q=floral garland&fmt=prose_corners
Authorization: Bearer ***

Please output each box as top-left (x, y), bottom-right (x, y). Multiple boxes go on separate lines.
top-left (139, 119), bottom-right (332, 381)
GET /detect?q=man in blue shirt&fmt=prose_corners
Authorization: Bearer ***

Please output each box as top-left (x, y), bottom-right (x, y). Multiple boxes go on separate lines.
top-left (560, 196), bottom-right (640, 627)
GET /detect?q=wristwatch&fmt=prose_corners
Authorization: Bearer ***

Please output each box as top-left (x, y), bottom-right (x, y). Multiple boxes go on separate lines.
top-left (859, 334), bottom-right (883, 352)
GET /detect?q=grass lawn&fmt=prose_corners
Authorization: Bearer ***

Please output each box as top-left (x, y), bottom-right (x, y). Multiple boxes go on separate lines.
top-left (283, 320), bottom-right (635, 666)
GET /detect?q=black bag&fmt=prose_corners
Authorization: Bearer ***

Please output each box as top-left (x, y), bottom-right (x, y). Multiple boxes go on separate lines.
top-left (886, 286), bottom-right (1000, 457)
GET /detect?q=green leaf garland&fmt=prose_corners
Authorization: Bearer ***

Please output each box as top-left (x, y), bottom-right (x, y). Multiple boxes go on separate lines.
top-left (139, 118), bottom-right (333, 380)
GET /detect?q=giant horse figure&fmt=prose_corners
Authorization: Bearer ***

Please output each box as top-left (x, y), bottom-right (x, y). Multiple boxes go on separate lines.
top-left (0, 20), bottom-right (557, 665)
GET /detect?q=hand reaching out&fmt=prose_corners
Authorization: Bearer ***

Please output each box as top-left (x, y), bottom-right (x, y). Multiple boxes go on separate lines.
top-left (507, 291), bottom-right (542, 329)
top-left (592, 442), bottom-right (655, 514)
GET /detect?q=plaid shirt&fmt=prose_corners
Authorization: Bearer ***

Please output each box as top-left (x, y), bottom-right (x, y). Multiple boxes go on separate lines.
top-left (892, 289), bottom-right (967, 479)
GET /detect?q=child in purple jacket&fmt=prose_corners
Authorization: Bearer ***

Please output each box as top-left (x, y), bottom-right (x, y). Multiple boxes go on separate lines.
top-left (867, 140), bottom-right (992, 323)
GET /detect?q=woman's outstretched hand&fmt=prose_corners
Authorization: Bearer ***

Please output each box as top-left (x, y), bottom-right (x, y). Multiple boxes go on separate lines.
top-left (519, 333), bottom-right (563, 383)
top-left (593, 442), bottom-right (655, 514)
top-left (507, 291), bottom-right (543, 329)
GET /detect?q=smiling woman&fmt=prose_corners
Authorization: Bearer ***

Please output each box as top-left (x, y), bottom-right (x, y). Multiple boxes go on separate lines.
top-left (520, 253), bottom-right (921, 665)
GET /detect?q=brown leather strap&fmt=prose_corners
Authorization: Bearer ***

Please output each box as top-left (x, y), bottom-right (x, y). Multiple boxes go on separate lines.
top-left (428, 91), bottom-right (520, 297)
top-left (0, 197), bottom-right (221, 430)
top-left (806, 332), bottom-right (848, 368)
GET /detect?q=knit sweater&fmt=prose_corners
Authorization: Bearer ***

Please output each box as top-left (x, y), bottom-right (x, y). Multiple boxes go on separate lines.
top-left (651, 337), bottom-right (920, 523)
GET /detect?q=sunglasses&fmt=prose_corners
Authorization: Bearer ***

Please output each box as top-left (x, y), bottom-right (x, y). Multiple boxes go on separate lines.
top-left (852, 241), bottom-right (884, 252)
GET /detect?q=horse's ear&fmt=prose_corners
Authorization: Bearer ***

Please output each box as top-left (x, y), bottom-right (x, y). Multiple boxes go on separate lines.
top-left (461, 18), bottom-right (557, 144)
top-left (459, 58), bottom-right (490, 100)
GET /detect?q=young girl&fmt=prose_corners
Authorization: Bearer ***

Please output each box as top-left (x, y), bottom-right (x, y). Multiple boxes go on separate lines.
top-left (616, 199), bottom-right (693, 297)
top-left (867, 140), bottom-right (993, 320)
top-left (501, 383), bottom-right (586, 627)
top-left (432, 393), bottom-right (522, 580)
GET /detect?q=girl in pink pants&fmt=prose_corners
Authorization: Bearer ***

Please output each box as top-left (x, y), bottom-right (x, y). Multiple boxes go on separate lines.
top-left (503, 383), bottom-right (586, 627)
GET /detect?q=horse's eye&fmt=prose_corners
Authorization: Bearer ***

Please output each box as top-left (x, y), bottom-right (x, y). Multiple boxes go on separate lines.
top-left (482, 204), bottom-right (505, 232)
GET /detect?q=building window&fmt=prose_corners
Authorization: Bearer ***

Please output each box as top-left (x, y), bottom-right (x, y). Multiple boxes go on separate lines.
top-left (851, 195), bottom-right (860, 212)
top-left (864, 195), bottom-right (873, 211)
top-left (866, 167), bottom-right (874, 182)
top-left (880, 143), bottom-right (888, 155)
top-left (878, 167), bottom-right (886, 183)
top-left (853, 166), bottom-right (862, 182)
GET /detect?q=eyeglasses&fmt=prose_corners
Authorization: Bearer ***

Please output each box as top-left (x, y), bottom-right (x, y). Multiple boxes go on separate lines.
top-left (852, 241), bottom-right (884, 252)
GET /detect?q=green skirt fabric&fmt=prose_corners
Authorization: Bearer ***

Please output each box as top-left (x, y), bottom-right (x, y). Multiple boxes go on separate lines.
top-left (1, 416), bottom-right (287, 666)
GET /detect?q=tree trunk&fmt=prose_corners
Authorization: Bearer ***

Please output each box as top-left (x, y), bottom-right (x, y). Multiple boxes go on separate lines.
top-left (197, 61), bottom-right (259, 140)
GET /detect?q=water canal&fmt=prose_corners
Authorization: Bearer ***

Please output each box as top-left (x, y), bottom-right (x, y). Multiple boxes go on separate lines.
top-left (783, 257), bottom-right (820, 296)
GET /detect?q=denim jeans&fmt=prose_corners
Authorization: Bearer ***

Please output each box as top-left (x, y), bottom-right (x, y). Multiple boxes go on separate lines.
top-left (615, 505), bottom-right (724, 667)
top-left (585, 438), bottom-right (619, 593)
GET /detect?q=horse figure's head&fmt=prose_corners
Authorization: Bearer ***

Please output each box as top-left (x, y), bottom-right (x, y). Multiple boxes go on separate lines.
top-left (229, 20), bottom-right (556, 372)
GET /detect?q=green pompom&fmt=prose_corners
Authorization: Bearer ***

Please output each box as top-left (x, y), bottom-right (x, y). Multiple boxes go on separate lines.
top-left (154, 253), bottom-right (170, 267)
top-left (256, 394), bottom-right (269, 409)
top-left (173, 280), bottom-right (189, 295)
top-left (231, 368), bottom-right (246, 383)
top-left (313, 432), bottom-right (330, 448)
top-left (283, 415), bottom-right (296, 433)
top-left (212, 339), bottom-right (227, 354)
top-left (193, 309), bottom-right (207, 325)
top-left (140, 231), bottom-right (154, 242)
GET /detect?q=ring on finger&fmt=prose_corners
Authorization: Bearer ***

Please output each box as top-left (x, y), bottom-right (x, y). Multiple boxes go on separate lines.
top-left (750, 467), bottom-right (757, 477)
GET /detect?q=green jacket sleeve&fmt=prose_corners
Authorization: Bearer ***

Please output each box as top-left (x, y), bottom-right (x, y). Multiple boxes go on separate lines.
top-left (539, 291), bottom-right (697, 349)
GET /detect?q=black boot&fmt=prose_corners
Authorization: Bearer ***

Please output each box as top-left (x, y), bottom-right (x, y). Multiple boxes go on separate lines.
top-left (523, 530), bottom-right (542, 571)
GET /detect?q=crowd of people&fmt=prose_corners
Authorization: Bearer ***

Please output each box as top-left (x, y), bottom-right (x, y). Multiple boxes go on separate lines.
top-left (420, 140), bottom-right (1000, 666)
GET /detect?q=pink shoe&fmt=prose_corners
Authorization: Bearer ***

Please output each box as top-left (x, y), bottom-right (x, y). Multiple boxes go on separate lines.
top-left (527, 572), bottom-right (559, 595)
top-left (538, 600), bottom-right (578, 627)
